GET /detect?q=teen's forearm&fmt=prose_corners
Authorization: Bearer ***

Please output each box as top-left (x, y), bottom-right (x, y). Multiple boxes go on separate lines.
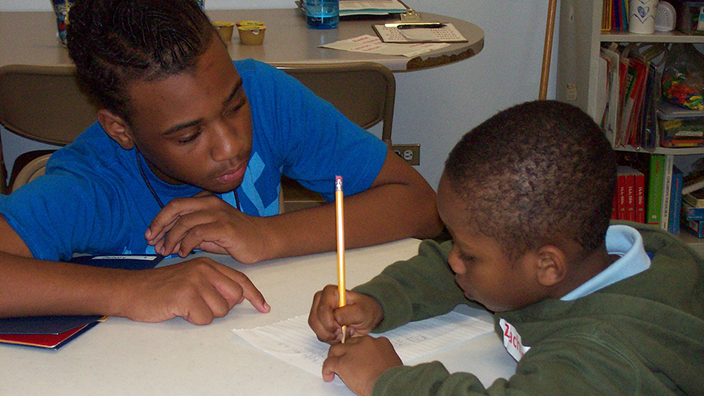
top-left (0, 252), bottom-right (124, 318)
top-left (260, 181), bottom-right (443, 261)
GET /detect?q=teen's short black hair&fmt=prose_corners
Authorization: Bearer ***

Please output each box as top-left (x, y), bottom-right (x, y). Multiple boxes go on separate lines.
top-left (444, 100), bottom-right (616, 260)
top-left (67, 0), bottom-right (215, 123)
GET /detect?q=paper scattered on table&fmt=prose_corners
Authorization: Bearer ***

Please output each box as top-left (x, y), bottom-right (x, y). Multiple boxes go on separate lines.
top-left (319, 34), bottom-right (449, 57)
top-left (339, 0), bottom-right (407, 16)
top-left (373, 23), bottom-right (468, 43)
top-left (232, 311), bottom-right (494, 383)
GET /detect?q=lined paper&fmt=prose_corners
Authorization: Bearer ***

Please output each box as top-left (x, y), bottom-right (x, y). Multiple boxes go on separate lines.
top-left (232, 311), bottom-right (494, 380)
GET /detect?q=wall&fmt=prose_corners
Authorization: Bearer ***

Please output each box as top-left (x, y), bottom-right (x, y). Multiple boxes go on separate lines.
top-left (0, 0), bottom-right (557, 189)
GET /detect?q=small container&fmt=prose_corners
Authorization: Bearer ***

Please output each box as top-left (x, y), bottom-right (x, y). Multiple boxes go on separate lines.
top-left (237, 25), bottom-right (266, 45)
top-left (236, 20), bottom-right (265, 27)
top-left (657, 100), bottom-right (704, 147)
top-left (212, 21), bottom-right (235, 41)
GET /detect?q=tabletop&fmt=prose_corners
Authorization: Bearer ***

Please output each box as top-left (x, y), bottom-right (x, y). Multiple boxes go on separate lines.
top-left (0, 8), bottom-right (484, 72)
top-left (0, 239), bottom-right (516, 395)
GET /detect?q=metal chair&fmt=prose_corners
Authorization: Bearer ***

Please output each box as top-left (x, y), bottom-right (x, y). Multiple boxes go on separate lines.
top-left (279, 62), bottom-right (396, 212)
top-left (0, 64), bottom-right (98, 193)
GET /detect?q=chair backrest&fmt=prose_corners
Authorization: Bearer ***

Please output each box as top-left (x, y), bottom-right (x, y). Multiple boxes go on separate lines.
top-left (0, 65), bottom-right (98, 145)
top-left (0, 64), bottom-right (98, 193)
top-left (277, 62), bottom-right (396, 212)
top-left (279, 62), bottom-right (395, 147)
top-left (0, 62), bottom-right (396, 196)
top-left (10, 153), bottom-right (51, 193)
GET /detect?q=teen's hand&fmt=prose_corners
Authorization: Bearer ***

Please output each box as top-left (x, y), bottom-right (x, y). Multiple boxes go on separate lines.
top-left (145, 192), bottom-right (274, 264)
top-left (309, 284), bottom-right (384, 344)
top-left (322, 335), bottom-right (402, 396)
top-left (115, 256), bottom-right (269, 324)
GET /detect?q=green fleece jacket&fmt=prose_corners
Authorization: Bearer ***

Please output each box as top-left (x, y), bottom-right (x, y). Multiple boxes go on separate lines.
top-left (353, 223), bottom-right (704, 396)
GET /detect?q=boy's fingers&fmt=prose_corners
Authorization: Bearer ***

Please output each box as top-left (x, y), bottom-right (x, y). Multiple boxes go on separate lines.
top-left (322, 343), bottom-right (347, 381)
top-left (221, 267), bottom-right (270, 313)
top-left (309, 295), bottom-right (337, 342)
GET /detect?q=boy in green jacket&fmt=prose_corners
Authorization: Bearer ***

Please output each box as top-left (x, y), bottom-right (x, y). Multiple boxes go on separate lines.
top-left (308, 100), bottom-right (704, 395)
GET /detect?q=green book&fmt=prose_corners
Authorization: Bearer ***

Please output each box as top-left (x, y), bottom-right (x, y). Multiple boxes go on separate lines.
top-left (646, 154), bottom-right (666, 225)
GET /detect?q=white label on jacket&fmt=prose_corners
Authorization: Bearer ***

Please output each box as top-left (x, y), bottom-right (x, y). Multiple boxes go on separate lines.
top-left (499, 318), bottom-right (531, 362)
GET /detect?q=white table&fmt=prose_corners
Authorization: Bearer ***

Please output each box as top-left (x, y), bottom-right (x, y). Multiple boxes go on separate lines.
top-left (0, 239), bottom-right (516, 395)
top-left (0, 9), bottom-right (484, 72)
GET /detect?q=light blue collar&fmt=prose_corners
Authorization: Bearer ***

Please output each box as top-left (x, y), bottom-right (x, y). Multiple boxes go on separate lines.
top-left (561, 225), bottom-right (651, 301)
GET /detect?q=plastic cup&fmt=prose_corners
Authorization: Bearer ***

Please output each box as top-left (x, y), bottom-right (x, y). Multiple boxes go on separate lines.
top-left (50, 0), bottom-right (74, 46)
top-left (237, 25), bottom-right (266, 45)
top-left (213, 21), bottom-right (235, 41)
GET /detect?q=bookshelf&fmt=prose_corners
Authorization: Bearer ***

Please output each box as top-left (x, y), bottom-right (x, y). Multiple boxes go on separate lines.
top-left (556, 0), bottom-right (704, 255)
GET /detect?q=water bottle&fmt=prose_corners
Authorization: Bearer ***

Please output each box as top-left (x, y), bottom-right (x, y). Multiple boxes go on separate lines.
top-left (305, 0), bottom-right (339, 29)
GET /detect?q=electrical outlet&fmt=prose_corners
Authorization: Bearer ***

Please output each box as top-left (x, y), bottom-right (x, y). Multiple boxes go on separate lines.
top-left (392, 144), bottom-right (420, 166)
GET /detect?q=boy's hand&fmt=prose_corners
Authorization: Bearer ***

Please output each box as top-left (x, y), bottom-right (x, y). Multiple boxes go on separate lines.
top-left (309, 284), bottom-right (384, 344)
top-left (145, 192), bottom-right (272, 264)
top-left (322, 335), bottom-right (402, 396)
top-left (115, 257), bottom-right (270, 324)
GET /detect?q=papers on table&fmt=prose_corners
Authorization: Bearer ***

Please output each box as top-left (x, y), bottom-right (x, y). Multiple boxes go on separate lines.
top-left (232, 311), bottom-right (494, 381)
top-left (373, 23), bottom-right (468, 43)
top-left (339, 0), bottom-right (408, 16)
top-left (295, 0), bottom-right (407, 17)
top-left (319, 34), bottom-right (449, 57)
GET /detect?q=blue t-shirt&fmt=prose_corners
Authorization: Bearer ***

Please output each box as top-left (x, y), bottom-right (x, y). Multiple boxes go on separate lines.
top-left (0, 59), bottom-right (387, 261)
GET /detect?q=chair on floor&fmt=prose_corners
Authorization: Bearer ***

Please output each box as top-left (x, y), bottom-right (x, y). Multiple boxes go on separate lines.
top-left (0, 64), bottom-right (98, 193)
top-left (0, 62), bottom-right (397, 215)
top-left (279, 62), bottom-right (396, 212)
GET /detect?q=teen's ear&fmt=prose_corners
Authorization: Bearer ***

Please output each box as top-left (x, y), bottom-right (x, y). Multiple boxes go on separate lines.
top-left (97, 109), bottom-right (135, 150)
top-left (535, 245), bottom-right (568, 287)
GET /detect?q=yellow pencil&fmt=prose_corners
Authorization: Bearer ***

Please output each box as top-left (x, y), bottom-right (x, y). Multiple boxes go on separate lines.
top-left (335, 175), bottom-right (347, 343)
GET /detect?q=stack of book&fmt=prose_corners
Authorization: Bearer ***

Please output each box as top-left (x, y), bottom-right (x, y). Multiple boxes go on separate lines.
top-left (599, 43), bottom-right (666, 152)
top-left (682, 189), bottom-right (704, 237)
top-left (614, 153), bottom-right (684, 235)
top-left (601, 0), bottom-right (629, 32)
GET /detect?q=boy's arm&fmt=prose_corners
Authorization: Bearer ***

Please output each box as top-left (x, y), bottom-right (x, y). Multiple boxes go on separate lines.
top-left (352, 239), bottom-right (469, 332)
top-left (0, 216), bottom-right (269, 322)
top-left (147, 149), bottom-right (443, 264)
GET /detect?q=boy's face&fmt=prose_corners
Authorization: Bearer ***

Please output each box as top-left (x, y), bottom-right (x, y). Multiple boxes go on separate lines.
top-left (437, 174), bottom-right (543, 312)
top-left (123, 36), bottom-right (253, 194)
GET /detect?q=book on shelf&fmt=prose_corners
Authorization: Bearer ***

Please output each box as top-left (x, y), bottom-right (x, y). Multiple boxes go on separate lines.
top-left (603, 0), bottom-right (628, 32)
top-left (614, 166), bottom-right (641, 221)
top-left (597, 43), bottom-right (667, 151)
top-left (668, 166), bottom-right (683, 234)
top-left (683, 167), bottom-right (704, 195)
top-left (682, 199), bottom-right (704, 220)
top-left (683, 188), bottom-right (704, 209)
top-left (614, 151), bottom-right (666, 227)
top-left (647, 154), bottom-right (667, 226)
top-left (659, 154), bottom-right (675, 231)
top-left (682, 217), bottom-right (704, 238)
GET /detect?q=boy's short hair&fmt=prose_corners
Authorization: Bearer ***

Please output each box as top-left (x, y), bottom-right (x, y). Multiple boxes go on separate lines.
top-left (444, 100), bottom-right (616, 261)
top-left (67, 0), bottom-right (214, 123)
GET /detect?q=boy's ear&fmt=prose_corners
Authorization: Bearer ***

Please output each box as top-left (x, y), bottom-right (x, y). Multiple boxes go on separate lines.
top-left (97, 109), bottom-right (135, 150)
top-left (534, 245), bottom-right (568, 287)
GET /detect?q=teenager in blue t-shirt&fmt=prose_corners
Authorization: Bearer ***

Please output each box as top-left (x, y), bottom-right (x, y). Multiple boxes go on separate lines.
top-left (0, 0), bottom-right (442, 325)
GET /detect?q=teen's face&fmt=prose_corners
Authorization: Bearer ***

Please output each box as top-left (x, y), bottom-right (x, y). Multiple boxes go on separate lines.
top-left (437, 174), bottom-right (541, 312)
top-left (126, 37), bottom-right (253, 193)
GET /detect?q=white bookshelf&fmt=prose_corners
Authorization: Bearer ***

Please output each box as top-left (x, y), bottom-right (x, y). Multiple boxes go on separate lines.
top-left (556, 0), bottom-right (704, 250)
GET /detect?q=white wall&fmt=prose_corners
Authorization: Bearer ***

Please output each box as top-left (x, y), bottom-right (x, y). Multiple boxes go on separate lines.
top-left (1, 0), bottom-right (557, 189)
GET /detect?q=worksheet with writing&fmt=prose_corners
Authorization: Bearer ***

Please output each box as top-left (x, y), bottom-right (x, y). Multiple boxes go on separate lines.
top-left (232, 311), bottom-right (494, 382)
